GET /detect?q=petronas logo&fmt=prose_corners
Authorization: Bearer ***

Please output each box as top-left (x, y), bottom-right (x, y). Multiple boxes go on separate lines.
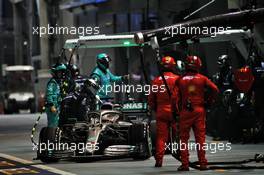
top-left (123, 103), bottom-right (145, 110)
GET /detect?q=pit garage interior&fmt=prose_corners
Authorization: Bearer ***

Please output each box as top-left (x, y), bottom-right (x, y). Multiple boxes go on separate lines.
top-left (0, 0), bottom-right (264, 175)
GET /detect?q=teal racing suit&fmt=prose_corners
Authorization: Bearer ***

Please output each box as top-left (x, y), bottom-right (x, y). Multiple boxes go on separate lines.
top-left (91, 67), bottom-right (122, 100)
top-left (45, 78), bottom-right (62, 127)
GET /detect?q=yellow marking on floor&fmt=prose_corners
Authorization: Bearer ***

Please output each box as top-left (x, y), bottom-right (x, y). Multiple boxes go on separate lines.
top-left (214, 169), bottom-right (227, 172)
top-left (0, 161), bottom-right (15, 167)
top-left (0, 168), bottom-right (39, 175)
top-left (0, 153), bottom-right (76, 175)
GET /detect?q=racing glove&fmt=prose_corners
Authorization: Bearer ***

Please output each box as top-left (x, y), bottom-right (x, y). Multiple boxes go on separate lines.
top-left (50, 106), bottom-right (57, 113)
top-left (122, 74), bottom-right (130, 82)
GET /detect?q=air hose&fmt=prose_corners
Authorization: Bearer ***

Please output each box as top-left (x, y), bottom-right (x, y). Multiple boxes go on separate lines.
top-left (30, 107), bottom-right (45, 147)
top-left (190, 153), bottom-right (264, 170)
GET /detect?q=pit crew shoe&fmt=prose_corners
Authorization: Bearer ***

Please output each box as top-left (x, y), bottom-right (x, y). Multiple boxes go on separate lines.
top-left (155, 160), bottom-right (162, 167)
top-left (200, 165), bottom-right (209, 171)
top-left (177, 165), bottom-right (189, 171)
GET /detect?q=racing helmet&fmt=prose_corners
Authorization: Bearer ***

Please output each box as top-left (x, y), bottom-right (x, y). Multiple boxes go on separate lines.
top-left (96, 53), bottom-right (111, 70)
top-left (239, 66), bottom-right (251, 73)
top-left (160, 56), bottom-right (176, 71)
top-left (176, 60), bottom-right (185, 73)
top-left (50, 63), bottom-right (67, 78)
top-left (217, 55), bottom-right (230, 67)
top-left (185, 55), bottom-right (202, 71)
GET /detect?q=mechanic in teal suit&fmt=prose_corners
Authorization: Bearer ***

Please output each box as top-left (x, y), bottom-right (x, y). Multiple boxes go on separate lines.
top-left (45, 63), bottom-right (67, 127)
top-left (90, 53), bottom-right (129, 100)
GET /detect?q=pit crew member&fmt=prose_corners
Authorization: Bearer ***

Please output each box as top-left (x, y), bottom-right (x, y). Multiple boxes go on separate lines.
top-left (176, 56), bottom-right (219, 171)
top-left (148, 56), bottom-right (180, 167)
top-left (90, 53), bottom-right (129, 100)
top-left (45, 63), bottom-right (66, 127)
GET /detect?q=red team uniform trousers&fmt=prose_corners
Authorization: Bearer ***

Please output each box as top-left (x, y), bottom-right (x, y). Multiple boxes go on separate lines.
top-left (148, 72), bottom-right (180, 164)
top-left (176, 72), bottom-right (219, 167)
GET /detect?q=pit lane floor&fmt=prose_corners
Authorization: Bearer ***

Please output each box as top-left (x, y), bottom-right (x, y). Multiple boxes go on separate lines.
top-left (0, 114), bottom-right (264, 175)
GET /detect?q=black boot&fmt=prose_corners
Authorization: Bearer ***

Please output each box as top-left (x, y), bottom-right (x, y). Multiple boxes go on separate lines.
top-left (177, 165), bottom-right (189, 171)
top-left (155, 160), bottom-right (162, 167)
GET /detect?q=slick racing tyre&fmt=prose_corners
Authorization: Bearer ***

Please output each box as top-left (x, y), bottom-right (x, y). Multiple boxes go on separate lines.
top-left (37, 127), bottom-right (61, 163)
top-left (130, 122), bottom-right (152, 160)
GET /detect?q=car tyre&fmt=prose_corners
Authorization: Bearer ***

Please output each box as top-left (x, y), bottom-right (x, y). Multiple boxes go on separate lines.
top-left (131, 122), bottom-right (152, 160)
top-left (38, 127), bottom-right (60, 163)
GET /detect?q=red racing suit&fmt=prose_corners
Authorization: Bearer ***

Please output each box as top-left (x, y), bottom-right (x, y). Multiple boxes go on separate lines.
top-left (176, 72), bottom-right (219, 167)
top-left (148, 72), bottom-right (180, 164)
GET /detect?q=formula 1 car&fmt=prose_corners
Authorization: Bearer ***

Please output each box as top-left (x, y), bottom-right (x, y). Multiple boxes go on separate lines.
top-left (37, 105), bottom-right (152, 163)
top-left (37, 79), bottom-right (152, 163)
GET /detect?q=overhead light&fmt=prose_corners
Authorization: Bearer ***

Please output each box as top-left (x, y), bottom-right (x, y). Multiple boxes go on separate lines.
top-left (9, 0), bottom-right (24, 4)
top-left (123, 41), bottom-right (131, 46)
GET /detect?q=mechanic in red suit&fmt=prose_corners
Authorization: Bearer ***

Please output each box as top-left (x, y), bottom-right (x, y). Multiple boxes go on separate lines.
top-left (148, 56), bottom-right (180, 167)
top-left (176, 56), bottom-right (219, 171)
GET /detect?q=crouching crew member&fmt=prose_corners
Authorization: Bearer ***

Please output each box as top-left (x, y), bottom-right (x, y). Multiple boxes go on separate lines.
top-left (148, 56), bottom-right (180, 167)
top-left (45, 63), bottom-right (66, 127)
top-left (176, 56), bottom-right (219, 171)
